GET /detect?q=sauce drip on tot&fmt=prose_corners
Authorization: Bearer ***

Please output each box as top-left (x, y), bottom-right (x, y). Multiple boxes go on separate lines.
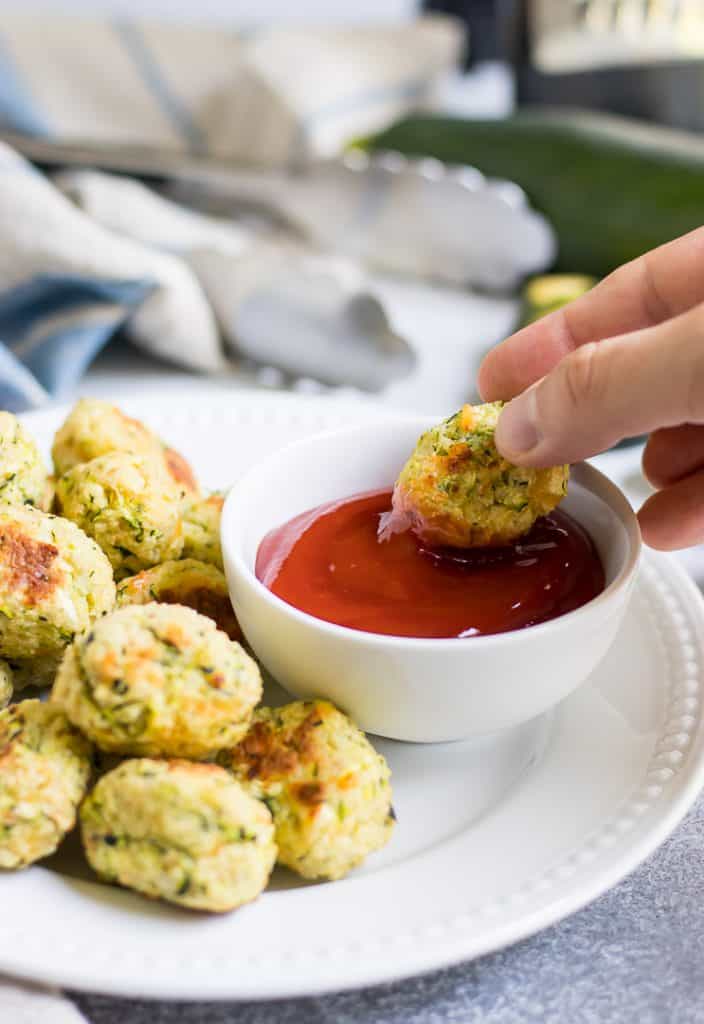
top-left (256, 490), bottom-right (605, 639)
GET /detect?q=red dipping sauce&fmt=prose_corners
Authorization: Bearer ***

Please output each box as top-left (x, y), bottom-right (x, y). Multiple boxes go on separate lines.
top-left (256, 490), bottom-right (605, 639)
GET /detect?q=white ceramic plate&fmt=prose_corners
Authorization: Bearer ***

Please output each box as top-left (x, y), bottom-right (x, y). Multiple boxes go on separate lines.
top-left (2, 390), bottom-right (703, 1001)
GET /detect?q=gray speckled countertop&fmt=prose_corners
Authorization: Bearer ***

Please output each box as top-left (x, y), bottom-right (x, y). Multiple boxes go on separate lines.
top-left (71, 792), bottom-right (704, 1024)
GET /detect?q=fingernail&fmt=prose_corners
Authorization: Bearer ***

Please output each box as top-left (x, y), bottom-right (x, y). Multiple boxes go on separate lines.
top-left (495, 388), bottom-right (540, 456)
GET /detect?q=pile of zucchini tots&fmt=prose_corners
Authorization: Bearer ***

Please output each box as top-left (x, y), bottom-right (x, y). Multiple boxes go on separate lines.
top-left (0, 400), bottom-right (394, 913)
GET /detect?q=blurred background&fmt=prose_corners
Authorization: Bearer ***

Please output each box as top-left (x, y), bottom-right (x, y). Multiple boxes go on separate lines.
top-left (1, 0), bottom-right (703, 425)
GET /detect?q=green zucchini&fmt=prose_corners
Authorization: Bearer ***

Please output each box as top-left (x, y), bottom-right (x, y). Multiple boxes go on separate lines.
top-left (365, 109), bottom-right (704, 278)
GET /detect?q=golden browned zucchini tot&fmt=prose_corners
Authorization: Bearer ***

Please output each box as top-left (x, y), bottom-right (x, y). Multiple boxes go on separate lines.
top-left (52, 398), bottom-right (199, 496)
top-left (181, 492), bottom-right (224, 570)
top-left (162, 447), bottom-right (199, 497)
top-left (381, 402), bottom-right (569, 548)
top-left (0, 411), bottom-right (49, 509)
top-left (55, 451), bottom-right (187, 578)
top-left (116, 559), bottom-right (241, 641)
top-left (53, 398), bottom-right (159, 474)
top-left (0, 505), bottom-right (115, 688)
top-left (219, 700), bottom-right (394, 881)
top-left (81, 759), bottom-right (276, 912)
top-left (53, 603), bottom-right (261, 759)
top-left (0, 700), bottom-right (92, 868)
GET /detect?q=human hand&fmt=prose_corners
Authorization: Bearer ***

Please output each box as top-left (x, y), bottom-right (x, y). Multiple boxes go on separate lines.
top-left (478, 227), bottom-right (704, 550)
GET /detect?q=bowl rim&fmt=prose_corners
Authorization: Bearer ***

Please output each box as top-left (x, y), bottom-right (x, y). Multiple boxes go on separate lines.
top-left (221, 419), bottom-right (643, 651)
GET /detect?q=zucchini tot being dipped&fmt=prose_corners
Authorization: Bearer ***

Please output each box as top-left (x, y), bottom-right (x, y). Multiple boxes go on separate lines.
top-left (380, 402), bottom-right (569, 549)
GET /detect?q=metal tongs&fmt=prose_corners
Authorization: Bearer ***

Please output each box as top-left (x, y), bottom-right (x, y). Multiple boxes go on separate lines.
top-left (2, 132), bottom-right (555, 293)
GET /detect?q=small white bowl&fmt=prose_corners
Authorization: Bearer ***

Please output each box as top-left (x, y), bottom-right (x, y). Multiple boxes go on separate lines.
top-left (221, 418), bottom-right (641, 743)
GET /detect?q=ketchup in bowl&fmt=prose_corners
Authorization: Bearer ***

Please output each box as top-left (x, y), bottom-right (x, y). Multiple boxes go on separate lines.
top-left (256, 490), bottom-right (605, 640)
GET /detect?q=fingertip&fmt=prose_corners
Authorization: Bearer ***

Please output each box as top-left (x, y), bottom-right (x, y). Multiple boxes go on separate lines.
top-left (638, 484), bottom-right (704, 551)
top-left (637, 518), bottom-right (677, 551)
top-left (493, 383), bottom-right (576, 468)
top-left (637, 521), bottom-right (682, 552)
top-left (641, 429), bottom-right (676, 490)
top-left (636, 494), bottom-right (670, 549)
top-left (642, 424), bottom-right (704, 490)
top-left (476, 352), bottom-right (502, 402)
top-left (641, 445), bottom-right (667, 491)
top-left (493, 394), bottom-right (539, 463)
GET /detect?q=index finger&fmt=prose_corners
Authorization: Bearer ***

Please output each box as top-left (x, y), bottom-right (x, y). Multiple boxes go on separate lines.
top-left (478, 224), bottom-right (704, 401)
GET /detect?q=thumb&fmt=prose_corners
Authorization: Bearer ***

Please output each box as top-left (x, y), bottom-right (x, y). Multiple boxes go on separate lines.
top-left (494, 303), bottom-right (704, 467)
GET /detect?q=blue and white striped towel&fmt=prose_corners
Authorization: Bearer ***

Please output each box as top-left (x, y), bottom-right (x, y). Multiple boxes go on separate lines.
top-left (0, 143), bottom-right (224, 411)
top-left (0, 14), bottom-right (462, 412)
top-left (0, 147), bottom-right (420, 410)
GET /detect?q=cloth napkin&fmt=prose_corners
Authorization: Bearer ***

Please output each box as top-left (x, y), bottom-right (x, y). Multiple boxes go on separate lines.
top-left (0, 15), bottom-right (462, 168)
top-left (0, 142), bottom-right (417, 410)
top-left (0, 13), bottom-right (465, 412)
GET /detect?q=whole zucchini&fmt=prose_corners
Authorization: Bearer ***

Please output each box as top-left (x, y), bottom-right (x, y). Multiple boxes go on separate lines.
top-left (366, 110), bottom-right (704, 277)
